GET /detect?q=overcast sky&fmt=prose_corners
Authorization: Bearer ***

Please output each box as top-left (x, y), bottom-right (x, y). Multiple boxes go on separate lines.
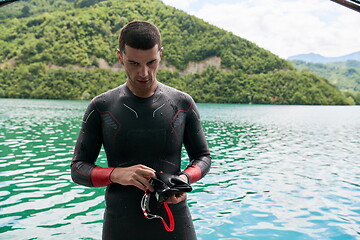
top-left (162, 0), bottom-right (360, 59)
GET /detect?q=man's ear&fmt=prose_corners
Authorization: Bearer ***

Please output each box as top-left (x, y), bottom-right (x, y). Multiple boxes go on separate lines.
top-left (159, 47), bottom-right (163, 59)
top-left (116, 49), bottom-right (124, 65)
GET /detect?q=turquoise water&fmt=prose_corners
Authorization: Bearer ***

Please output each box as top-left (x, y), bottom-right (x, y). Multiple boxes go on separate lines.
top-left (1, 99), bottom-right (360, 240)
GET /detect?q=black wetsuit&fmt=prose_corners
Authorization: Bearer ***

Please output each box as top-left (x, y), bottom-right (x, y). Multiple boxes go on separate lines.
top-left (71, 82), bottom-right (211, 240)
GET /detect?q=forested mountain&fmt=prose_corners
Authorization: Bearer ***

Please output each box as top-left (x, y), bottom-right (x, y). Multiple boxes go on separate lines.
top-left (291, 60), bottom-right (360, 91)
top-left (0, 0), bottom-right (355, 105)
top-left (291, 60), bottom-right (360, 103)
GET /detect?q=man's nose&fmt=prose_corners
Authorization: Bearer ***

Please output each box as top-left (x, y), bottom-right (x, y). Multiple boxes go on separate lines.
top-left (139, 65), bottom-right (148, 78)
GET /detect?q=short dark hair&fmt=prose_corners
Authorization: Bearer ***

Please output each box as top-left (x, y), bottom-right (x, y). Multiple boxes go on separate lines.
top-left (118, 21), bottom-right (162, 54)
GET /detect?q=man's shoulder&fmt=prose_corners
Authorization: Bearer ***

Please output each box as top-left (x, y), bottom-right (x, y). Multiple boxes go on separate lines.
top-left (158, 82), bottom-right (193, 103)
top-left (91, 85), bottom-right (126, 109)
top-left (93, 85), bottom-right (124, 102)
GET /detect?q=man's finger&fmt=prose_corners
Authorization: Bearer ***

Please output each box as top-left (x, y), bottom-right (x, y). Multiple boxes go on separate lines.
top-left (135, 175), bottom-right (154, 192)
top-left (166, 192), bottom-right (187, 204)
top-left (134, 165), bottom-right (156, 179)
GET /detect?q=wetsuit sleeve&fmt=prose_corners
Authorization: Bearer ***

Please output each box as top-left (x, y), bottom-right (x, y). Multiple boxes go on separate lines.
top-left (71, 101), bottom-right (115, 188)
top-left (182, 98), bottom-right (211, 184)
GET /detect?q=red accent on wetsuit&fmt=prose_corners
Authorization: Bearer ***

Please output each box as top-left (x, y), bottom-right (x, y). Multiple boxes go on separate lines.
top-left (91, 166), bottom-right (115, 187)
top-left (184, 165), bottom-right (202, 184)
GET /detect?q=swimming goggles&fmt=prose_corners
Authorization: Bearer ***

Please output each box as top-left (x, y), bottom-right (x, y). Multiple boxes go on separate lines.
top-left (141, 191), bottom-right (174, 231)
top-left (140, 172), bottom-right (193, 231)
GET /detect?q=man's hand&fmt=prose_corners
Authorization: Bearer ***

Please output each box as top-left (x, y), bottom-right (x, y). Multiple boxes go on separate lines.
top-left (166, 174), bottom-right (188, 204)
top-left (166, 192), bottom-right (187, 204)
top-left (110, 164), bottom-right (156, 192)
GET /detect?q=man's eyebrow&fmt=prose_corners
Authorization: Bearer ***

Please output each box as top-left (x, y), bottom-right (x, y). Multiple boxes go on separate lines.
top-left (127, 59), bottom-right (139, 64)
top-left (127, 59), bottom-right (157, 64)
top-left (147, 59), bottom-right (157, 64)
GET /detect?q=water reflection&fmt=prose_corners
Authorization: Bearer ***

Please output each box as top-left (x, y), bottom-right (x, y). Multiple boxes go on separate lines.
top-left (194, 104), bottom-right (360, 239)
top-left (0, 100), bottom-right (359, 240)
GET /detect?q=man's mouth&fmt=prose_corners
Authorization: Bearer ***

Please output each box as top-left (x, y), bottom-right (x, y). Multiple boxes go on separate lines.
top-left (137, 79), bottom-right (149, 85)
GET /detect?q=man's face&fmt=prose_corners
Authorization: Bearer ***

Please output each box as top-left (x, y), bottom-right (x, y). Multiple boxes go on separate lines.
top-left (118, 44), bottom-right (162, 97)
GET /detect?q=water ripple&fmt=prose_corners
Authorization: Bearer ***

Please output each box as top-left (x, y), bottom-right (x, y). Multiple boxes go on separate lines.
top-left (1, 100), bottom-right (360, 239)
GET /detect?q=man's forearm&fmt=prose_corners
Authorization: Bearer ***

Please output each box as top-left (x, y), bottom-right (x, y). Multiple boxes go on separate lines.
top-left (71, 161), bottom-right (115, 188)
top-left (183, 155), bottom-right (211, 184)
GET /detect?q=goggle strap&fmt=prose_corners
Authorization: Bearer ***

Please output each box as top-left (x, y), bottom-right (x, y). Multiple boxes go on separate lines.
top-left (141, 192), bottom-right (175, 231)
top-left (161, 202), bottom-right (175, 231)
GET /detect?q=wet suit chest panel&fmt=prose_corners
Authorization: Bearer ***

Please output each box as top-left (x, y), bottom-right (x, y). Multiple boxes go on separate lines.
top-left (72, 81), bottom-right (210, 187)
top-left (93, 83), bottom-right (193, 173)
top-left (72, 82), bottom-right (210, 188)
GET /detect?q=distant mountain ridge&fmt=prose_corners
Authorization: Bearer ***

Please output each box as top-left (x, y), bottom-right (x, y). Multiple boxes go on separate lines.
top-left (288, 51), bottom-right (360, 63)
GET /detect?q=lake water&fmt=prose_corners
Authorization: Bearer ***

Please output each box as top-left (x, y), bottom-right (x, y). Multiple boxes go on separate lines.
top-left (1, 99), bottom-right (359, 240)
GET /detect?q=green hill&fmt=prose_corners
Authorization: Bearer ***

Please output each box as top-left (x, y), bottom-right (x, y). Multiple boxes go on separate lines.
top-left (291, 60), bottom-right (360, 91)
top-left (0, 0), bottom-right (354, 105)
top-left (291, 60), bottom-right (360, 104)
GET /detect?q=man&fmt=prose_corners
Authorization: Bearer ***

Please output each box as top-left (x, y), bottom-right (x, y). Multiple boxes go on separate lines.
top-left (71, 21), bottom-right (211, 240)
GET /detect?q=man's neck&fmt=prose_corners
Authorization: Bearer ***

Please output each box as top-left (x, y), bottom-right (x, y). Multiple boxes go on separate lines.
top-left (126, 80), bottom-right (158, 98)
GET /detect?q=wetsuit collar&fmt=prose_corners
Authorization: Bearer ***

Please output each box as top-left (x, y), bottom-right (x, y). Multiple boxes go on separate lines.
top-left (124, 82), bottom-right (161, 102)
